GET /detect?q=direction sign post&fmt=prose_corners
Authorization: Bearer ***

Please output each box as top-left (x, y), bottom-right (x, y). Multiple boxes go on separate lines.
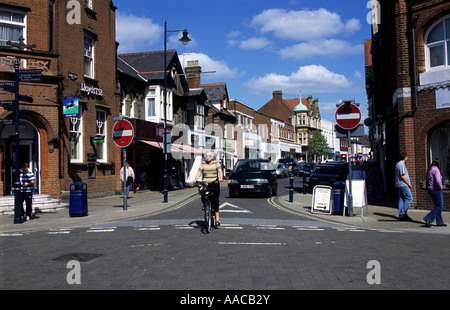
top-left (113, 119), bottom-right (135, 211)
top-left (335, 100), bottom-right (362, 217)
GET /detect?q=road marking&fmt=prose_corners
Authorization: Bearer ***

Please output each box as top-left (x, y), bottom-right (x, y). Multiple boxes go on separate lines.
top-left (134, 226), bottom-right (160, 231)
top-left (218, 242), bottom-right (287, 246)
top-left (219, 202), bottom-right (252, 214)
top-left (87, 227), bottom-right (116, 233)
top-left (293, 226), bottom-right (325, 231)
top-left (254, 224), bottom-right (285, 230)
top-left (221, 224), bottom-right (243, 230)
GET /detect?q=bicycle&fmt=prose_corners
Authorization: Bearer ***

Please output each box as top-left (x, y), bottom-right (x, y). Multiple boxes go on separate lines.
top-left (197, 181), bottom-right (217, 233)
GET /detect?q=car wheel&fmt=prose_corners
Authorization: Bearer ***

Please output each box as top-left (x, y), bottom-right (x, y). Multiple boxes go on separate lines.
top-left (229, 189), bottom-right (236, 198)
top-left (272, 186), bottom-right (277, 196)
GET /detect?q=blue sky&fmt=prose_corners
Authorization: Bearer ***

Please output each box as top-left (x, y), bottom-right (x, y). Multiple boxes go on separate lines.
top-left (114, 0), bottom-right (372, 124)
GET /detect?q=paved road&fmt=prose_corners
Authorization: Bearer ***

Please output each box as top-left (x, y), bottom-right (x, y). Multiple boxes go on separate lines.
top-left (1, 178), bottom-right (449, 293)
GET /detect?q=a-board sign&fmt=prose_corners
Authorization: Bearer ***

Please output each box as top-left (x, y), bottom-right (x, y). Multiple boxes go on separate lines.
top-left (344, 180), bottom-right (368, 217)
top-left (311, 185), bottom-right (332, 214)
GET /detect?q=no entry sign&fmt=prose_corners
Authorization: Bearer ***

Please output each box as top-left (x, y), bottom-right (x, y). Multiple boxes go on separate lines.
top-left (335, 103), bottom-right (361, 130)
top-left (113, 119), bottom-right (134, 148)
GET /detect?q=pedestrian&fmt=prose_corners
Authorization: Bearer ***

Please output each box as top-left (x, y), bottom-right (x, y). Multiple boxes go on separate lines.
top-left (352, 161), bottom-right (366, 179)
top-left (395, 152), bottom-right (413, 221)
top-left (120, 162), bottom-right (135, 198)
top-left (423, 159), bottom-right (447, 227)
top-left (20, 163), bottom-right (35, 221)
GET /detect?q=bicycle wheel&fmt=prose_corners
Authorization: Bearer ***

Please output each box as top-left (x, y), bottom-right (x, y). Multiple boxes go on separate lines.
top-left (204, 200), bottom-right (212, 233)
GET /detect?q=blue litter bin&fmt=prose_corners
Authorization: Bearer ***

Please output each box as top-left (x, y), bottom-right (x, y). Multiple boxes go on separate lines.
top-left (333, 181), bottom-right (345, 215)
top-left (69, 183), bottom-right (88, 217)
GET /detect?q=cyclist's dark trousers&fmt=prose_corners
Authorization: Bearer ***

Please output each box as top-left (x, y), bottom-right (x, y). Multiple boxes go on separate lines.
top-left (201, 182), bottom-right (220, 212)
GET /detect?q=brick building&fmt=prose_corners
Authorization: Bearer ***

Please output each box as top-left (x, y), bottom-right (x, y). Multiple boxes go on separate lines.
top-left (367, 0), bottom-right (450, 209)
top-left (0, 1), bottom-right (120, 199)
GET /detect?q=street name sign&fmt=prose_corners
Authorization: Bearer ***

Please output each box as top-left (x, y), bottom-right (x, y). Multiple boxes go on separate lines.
top-left (19, 69), bottom-right (44, 82)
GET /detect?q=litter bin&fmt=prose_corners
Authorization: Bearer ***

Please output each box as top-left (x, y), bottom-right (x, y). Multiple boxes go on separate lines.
top-left (69, 183), bottom-right (88, 217)
top-left (333, 181), bottom-right (345, 215)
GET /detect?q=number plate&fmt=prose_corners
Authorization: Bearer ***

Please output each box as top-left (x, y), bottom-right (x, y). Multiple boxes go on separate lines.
top-left (240, 185), bottom-right (254, 189)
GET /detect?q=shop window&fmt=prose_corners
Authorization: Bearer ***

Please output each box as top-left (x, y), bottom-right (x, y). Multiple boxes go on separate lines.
top-left (428, 121), bottom-right (450, 188)
top-left (96, 110), bottom-right (107, 163)
top-left (70, 108), bottom-right (83, 163)
top-left (425, 16), bottom-right (450, 70)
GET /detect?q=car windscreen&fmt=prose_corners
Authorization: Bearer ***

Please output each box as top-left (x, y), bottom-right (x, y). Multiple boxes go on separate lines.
top-left (233, 161), bottom-right (276, 171)
top-left (313, 165), bottom-right (338, 174)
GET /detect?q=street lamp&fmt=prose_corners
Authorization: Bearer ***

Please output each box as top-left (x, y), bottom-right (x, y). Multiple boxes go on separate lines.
top-left (163, 21), bottom-right (191, 203)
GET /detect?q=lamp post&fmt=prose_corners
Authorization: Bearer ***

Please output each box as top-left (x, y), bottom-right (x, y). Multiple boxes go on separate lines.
top-left (163, 21), bottom-right (191, 203)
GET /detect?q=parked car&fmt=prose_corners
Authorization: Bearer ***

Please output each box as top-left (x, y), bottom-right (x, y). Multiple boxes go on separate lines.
top-left (228, 159), bottom-right (278, 197)
top-left (275, 163), bottom-right (289, 178)
top-left (278, 158), bottom-right (300, 175)
top-left (300, 163), bottom-right (316, 175)
top-left (308, 162), bottom-right (349, 190)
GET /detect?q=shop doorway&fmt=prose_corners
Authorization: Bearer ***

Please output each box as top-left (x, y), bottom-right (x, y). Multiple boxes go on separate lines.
top-left (1, 121), bottom-right (40, 196)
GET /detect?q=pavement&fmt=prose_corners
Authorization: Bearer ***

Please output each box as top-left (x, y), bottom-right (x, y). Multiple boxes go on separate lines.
top-left (1, 183), bottom-right (449, 235)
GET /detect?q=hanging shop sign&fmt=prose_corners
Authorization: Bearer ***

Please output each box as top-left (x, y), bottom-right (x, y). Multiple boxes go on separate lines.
top-left (63, 98), bottom-right (80, 118)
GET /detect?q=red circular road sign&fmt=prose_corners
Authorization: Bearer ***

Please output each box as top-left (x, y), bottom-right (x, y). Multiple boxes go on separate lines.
top-left (335, 103), bottom-right (361, 130)
top-left (113, 119), bottom-right (134, 148)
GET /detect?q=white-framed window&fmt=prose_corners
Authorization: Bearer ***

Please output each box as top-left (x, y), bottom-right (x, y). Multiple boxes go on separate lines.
top-left (425, 16), bottom-right (450, 70)
top-left (195, 103), bottom-right (205, 129)
top-left (147, 98), bottom-right (156, 117)
top-left (0, 8), bottom-right (26, 47)
top-left (85, 0), bottom-right (93, 10)
top-left (96, 110), bottom-right (107, 163)
top-left (70, 108), bottom-right (83, 163)
top-left (84, 34), bottom-right (94, 78)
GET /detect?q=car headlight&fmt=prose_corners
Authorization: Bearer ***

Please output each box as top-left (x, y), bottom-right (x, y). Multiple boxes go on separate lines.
top-left (228, 179), bottom-right (238, 184)
top-left (256, 179), bottom-right (269, 184)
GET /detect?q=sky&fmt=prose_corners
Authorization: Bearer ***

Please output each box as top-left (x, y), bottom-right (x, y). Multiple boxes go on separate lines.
top-left (113, 0), bottom-right (372, 124)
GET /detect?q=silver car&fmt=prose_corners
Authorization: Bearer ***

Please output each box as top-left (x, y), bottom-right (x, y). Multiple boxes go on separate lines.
top-left (275, 163), bottom-right (289, 178)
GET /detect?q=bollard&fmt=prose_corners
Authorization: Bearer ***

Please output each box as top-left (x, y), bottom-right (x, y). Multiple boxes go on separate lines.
top-left (303, 174), bottom-right (307, 195)
top-left (289, 175), bottom-right (294, 203)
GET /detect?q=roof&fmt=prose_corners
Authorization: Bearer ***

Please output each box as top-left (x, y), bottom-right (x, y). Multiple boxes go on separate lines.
top-left (201, 82), bottom-right (228, 102)
top-left (284, 98), bottom-right (309, 112)
top-left (117, 57), bottom-right (147, 82)
top-left (118, 50), bottom-right (178, 81)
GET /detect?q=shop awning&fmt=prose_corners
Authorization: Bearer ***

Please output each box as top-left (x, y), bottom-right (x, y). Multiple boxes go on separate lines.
top-left (138, 140), bottom-right (203, 156)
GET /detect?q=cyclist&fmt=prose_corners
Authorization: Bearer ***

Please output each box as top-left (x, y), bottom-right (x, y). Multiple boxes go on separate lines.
top-left (193, 150), bottom-right (223, 226)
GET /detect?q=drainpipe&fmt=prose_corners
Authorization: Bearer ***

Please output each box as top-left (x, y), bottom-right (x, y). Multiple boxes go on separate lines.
top-left (397, 0), bottom-right (418, 120)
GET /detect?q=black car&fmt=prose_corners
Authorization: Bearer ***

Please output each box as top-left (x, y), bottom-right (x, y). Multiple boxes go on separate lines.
top-left (300, 163), bottom-right (316, 175)
top-left (228, 159), bottom-right (278, 197)
top-left (308, 162), bottom-right (349, 190)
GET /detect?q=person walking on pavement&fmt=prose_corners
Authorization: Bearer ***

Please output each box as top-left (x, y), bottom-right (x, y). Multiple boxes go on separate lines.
top-left (395, 152), bottom-right (413, 221)
top-left (120, 162), bottom-right (135, 198)
top-left (424, 159), bottom-right (447, 227)
top-left (20, 163), bottom-right (35, 221)
top-left (193, 151), bottom-right (223, 226)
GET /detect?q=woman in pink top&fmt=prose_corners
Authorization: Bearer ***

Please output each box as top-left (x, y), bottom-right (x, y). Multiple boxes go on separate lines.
top-left (424, 159), bottom-right (446, 227)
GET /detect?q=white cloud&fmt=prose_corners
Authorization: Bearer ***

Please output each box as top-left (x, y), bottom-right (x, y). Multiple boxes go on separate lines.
top-left (279, 39), bottom-right (364, 60)
top-left (239, 37), bottom-right (271, 50)
top-left (245, 65), bottom-right (355, 96)
top-left (181, 53), bottom-right (242, 80)
top-left (250, 8), bottom-right (359, 41)
top-left (116, 12), bottom-right (162, 53)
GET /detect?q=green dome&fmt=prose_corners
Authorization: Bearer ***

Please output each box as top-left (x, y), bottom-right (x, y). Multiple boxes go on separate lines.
top-left (294, 102), bottom-right (308, 112)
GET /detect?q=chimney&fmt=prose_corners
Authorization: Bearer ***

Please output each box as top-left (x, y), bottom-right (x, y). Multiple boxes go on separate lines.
top-left (272, 90), bottom-right (283, 100)
top-left (185, 60), bottom-right (201, 89)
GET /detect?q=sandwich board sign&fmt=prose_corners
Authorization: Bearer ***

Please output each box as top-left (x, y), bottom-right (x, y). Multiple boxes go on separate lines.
top-left (311, 185), bottom-right (332, 214)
